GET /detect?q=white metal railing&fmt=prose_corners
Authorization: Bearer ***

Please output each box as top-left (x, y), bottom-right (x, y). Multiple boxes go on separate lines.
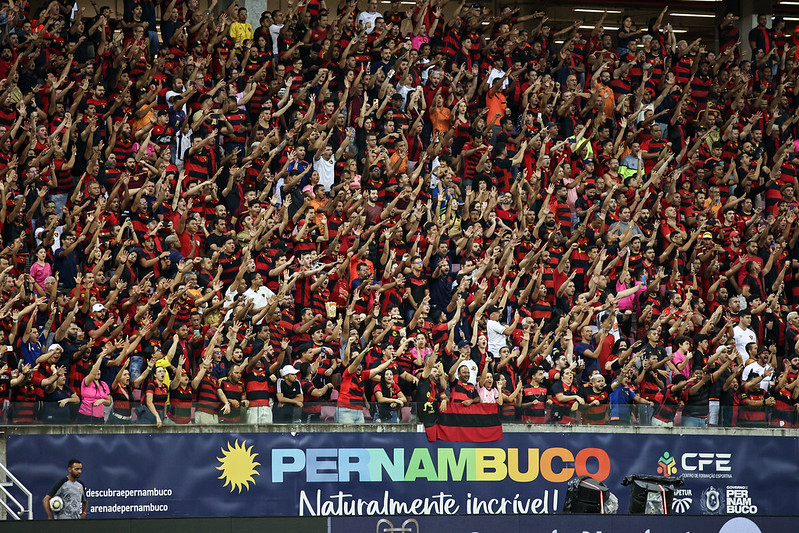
top-left (0, 462), bottom-right (32, 520)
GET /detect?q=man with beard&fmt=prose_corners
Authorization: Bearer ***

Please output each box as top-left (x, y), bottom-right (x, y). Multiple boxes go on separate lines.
top-left (43, 459), bottom-right (88, 520)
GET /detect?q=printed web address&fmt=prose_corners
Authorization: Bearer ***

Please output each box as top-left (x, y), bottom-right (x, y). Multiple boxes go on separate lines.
top-left (87, 488), bottom-right (173, 498)
top-left (90, 503), bottom-right (169, 514)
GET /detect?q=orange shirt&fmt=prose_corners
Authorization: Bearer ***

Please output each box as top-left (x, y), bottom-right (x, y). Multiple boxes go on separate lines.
top-left (430, 107), bottom-right (452, 134)
top-left (389, 153), bottom-right (408, 175)
top-left (486, 88), bottom-right (507, 126)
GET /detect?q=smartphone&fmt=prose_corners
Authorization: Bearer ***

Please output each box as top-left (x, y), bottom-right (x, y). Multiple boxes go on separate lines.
top-left (400, 328), bottom-right (407, 337)
top-left (372, 98), bottom-right (379, 108)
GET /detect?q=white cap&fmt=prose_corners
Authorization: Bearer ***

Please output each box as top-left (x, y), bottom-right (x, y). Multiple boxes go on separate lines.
top-left (92, 303), bottom-right (106, 313)
top-left (280, 365), bottom-right (299, 377)
top-left (47, 344), bottom-right (62, 352)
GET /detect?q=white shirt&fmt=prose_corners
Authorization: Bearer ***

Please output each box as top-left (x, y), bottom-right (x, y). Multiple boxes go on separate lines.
top-left (243, 286), bottom-right (275, 311)
top-left (742, 360), bottom-right (773, 391)
top-left (456, 360), bottom-right (478, 386)
top-left (486, 319), bottom-right (508, 359)
top-left (269, 23), bottom-right (284, 55)
top-left (732, 325), bottom-right (757, 360)
top-left (356, 10), bottom-right (382, 33)
top-left (395, 83), bottom-right (416, 107)
top-left (314, 155), bottom-right (336, 191)
top-left (486, 67), bottom-right (509, 90)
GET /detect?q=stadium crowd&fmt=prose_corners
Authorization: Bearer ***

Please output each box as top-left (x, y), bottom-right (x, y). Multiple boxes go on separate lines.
top-left (0, 0), bottom-right (798, 428)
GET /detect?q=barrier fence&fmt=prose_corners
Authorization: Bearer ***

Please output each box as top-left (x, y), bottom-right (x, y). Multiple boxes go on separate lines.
top-left (0, 402), bottom-right (789, 428)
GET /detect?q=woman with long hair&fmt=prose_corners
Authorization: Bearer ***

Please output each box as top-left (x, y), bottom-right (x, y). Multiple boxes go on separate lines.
top-left (549, 367), bottom-right (584, 424)
top-left (77, 349), bottom-right (111, 425)
top-left (374, 369), bottom-right (407, 423)
top-left (109, 357), bottom-right (153, 424)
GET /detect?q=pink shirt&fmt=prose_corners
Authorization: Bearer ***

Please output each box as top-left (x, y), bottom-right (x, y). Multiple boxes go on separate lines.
top-left (477, 385), bottom-right (500, 404)
top-left (616, 280), bottom-right (644, 311)
top-left (671, 351), bottom-right (691, 379)
top-left (29, 261), bottom-right (52, 290)
top-left (78, 379), bottom-right (110, 418)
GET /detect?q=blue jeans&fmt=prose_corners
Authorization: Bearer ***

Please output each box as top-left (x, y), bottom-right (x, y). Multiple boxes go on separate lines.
top-left (682, 415), bottom-right (707, 427)
top-left (137, 410), bottom-right (158, 425)
top-left (148, 30), bottom-right (159, 58)
top-left (335, 407), bottom-right (365, 424)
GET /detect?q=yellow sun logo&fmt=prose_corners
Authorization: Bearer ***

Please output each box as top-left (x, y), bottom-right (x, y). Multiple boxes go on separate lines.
top-left (216, 440), bottom-right (261, 493)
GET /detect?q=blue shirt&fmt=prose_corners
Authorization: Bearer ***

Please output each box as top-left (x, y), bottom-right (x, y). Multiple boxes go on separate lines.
top-left (609, 385), bottom-right (638, 422)
top-left (575, 341), bottom-right (599, 382)
top-left (20, 335), bottom-right (45, 366)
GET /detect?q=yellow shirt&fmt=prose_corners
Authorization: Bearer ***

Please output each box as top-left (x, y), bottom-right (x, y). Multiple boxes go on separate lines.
top-left (155, 357), bottom-right (172, 387)
top-left (230, 22), bottom-right (254, 43)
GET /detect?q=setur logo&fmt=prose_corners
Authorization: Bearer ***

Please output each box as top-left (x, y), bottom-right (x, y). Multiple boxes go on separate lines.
top-left (657, 451), bottom-right (678, 476)
top-left (672, 488), bottom-right (693, 514)
top-left (672, 497), bottom-right (693, 514)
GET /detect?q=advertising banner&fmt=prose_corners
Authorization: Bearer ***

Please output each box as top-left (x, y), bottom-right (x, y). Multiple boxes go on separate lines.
top-left (333, 515), bottom-right (797, 533)
top-left (7, 431), bottom-right (799, 519)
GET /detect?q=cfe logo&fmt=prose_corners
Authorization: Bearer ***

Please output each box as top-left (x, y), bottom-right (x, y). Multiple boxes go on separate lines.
top-left (657, 451), bottom-right (678, 476)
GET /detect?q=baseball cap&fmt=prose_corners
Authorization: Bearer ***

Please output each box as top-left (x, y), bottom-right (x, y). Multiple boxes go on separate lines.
top-left (457, 340), bottom-right (470, 349)
top-left (92, 303), bottom-right (106, 313)
top-left (280, 365), bottom-right (299, 377)
top-left (701, 231), bottom-right (713, 239)
top-left (47, 344), bottom-right (62, 352)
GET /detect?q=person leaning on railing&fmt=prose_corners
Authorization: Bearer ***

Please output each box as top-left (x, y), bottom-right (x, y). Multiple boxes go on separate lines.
top-left (110, 357), bottom-right (153, 425)
top-left (76, 350), bottom-right (111, 425)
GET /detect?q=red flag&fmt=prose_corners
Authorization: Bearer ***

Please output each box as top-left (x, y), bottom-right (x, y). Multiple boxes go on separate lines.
top-left (425, 402), bottom-right (503, 442)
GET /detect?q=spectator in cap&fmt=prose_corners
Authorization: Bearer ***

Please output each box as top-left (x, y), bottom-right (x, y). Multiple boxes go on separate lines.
top-left (274, 365), bottom-right (303, 423)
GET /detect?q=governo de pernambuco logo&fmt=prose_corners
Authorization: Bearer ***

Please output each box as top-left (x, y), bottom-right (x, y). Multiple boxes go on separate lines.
top-left (657, 451), bottom-right (678, 476)
top-left (217, 439), bottom-right (261, 492)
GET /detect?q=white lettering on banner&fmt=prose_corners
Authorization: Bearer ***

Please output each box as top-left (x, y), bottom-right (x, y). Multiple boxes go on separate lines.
top-left (726, 486), bottom-right (757, 514)
top-left (298, 489), bottom-right (560, 516)
top-left (85, 487), bottom-right (173, 516)
top-left (680, 453), bottom-right (732, 472)
top-left (90, 503), bottom-right (169, 514)
top-left (86, 488), bottom-right (173, 498)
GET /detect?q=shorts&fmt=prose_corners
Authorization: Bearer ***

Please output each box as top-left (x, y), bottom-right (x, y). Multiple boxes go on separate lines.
top-left (246, 405), bottom-right (273, 425)
top-left (194, 411), bottom-right (218, 425)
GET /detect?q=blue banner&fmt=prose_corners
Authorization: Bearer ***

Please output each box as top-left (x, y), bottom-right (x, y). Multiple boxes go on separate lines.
top-left (7, 431), bottom-right (799, 519)
top-left (333, 515), bottom-right (798, 533)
